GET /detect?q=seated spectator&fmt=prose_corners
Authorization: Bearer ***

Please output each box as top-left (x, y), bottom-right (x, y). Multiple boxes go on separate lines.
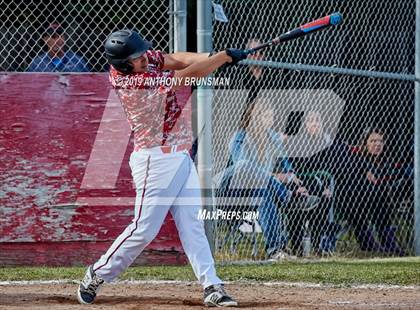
top-left (27, 23), bottom-right (89, 72)
top-left (286, 111), bottom-right (341, 255)
top-left (215, 100), bottom-right (315, 260)
top-left (348, 127), bottom-right (405, 256)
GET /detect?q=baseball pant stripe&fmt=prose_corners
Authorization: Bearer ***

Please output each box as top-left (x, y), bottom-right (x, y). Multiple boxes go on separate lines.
top-left (93, 155), bottom-right (151, 273)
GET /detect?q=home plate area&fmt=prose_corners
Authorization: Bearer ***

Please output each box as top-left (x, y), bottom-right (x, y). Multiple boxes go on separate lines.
top-left (1, 281), bottom-right (419, 309)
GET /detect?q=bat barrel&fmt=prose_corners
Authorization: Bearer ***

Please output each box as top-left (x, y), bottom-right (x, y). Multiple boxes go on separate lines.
top-left (300, 12), bottom-right (343, 33)
top-left (244, 12), bottom-right (343, 55)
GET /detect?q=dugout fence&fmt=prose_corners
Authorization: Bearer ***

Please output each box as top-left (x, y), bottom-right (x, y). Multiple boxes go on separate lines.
top-left (0, 0), bottom-right (176, 71)
top-left (208, 0), bottom-right (420, 262)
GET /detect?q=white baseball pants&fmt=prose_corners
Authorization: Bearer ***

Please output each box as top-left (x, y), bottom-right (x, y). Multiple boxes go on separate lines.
top-left (93, 147), bottom-right (222, 288)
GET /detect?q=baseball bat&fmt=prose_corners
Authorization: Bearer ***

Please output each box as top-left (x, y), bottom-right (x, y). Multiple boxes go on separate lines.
top-left (245, 12), bottom-right (343, 55)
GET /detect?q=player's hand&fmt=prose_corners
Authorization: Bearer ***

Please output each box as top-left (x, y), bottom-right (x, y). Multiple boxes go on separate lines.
top-left (225, 48), bottom-right (248, 65)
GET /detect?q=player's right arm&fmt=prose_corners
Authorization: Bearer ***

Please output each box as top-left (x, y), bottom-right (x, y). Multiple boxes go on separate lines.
top-left (174, 51), bottom-right (229, 79)
top-left (173, 49), bottom-right (247, 88)
top-left (163, 52), bottom-right (210, 70)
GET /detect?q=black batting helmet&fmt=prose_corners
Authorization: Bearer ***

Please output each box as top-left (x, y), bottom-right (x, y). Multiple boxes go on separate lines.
top-left (104, 30), bottom-right (152, 74)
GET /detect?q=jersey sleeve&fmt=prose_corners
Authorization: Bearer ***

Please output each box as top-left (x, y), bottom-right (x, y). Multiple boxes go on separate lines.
top-left (146, 50), bottom-right (165, 70)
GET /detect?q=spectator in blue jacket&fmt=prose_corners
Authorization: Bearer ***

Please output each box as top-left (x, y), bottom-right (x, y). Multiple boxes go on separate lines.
top-left (27, 24), bottom-right (89, 72)
top-left (216, 100), bottom-right (316, 259)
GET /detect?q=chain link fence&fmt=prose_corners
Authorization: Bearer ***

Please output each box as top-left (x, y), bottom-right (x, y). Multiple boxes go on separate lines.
top-left (211, 0), bottom-right (415, 261)
top-left (0, 0), bottom-right (171, 72)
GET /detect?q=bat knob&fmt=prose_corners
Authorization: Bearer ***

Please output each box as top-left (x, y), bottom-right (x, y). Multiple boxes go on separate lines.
top-left (330, 12), bottom-right (343, 25)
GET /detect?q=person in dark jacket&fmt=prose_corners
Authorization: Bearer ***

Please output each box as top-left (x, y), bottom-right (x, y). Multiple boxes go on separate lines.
top-left (286, 111), bottom-right (343, 255)
top-left (348, 127), bottom-right (405, 255)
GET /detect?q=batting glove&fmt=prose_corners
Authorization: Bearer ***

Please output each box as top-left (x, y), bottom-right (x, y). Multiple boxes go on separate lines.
top-left (225, 48), bottom-right (248, 65)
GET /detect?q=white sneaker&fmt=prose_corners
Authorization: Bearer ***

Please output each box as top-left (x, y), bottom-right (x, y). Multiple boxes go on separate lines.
top-left (204, 284), bottom-right (238, 307)
top-left (268, 250), bottom-right (298, 262)
top-left (77, 266), bottom-right (104, 304)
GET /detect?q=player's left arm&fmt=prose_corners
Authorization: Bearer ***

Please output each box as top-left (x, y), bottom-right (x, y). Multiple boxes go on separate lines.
top-left (163, 52), bottom-right (210, 70)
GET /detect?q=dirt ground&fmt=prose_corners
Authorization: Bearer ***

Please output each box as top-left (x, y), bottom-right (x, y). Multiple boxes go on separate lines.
top-left (0, 282), bottom-right (419, 310)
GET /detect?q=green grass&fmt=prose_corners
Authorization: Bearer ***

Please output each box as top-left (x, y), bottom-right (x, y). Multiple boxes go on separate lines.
top-left (1, 258), bottom-right (420, 286)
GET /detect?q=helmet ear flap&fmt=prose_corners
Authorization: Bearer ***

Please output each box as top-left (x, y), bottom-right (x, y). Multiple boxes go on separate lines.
top-left (112, 60), bottom-right (134, 74)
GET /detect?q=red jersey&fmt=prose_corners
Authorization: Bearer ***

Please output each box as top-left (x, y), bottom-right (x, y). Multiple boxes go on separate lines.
top-left (109, 50), bottom-right (190, 149)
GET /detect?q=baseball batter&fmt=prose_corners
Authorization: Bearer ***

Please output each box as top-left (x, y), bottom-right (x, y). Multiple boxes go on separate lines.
top-left (77, 30), bottom-right (247, 307)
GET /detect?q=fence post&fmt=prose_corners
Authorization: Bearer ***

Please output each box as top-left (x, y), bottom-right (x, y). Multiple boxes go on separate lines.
top-left (170, 0), bottom-right (186, 52)
top-left (415, 0), bottom-right (420, 256)
top-left (174, 0), bottom-right (187, 52)
top-left (169, 0), bottom-right (174, 53)
top-left (197, 0), bottom-right (215, 253)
